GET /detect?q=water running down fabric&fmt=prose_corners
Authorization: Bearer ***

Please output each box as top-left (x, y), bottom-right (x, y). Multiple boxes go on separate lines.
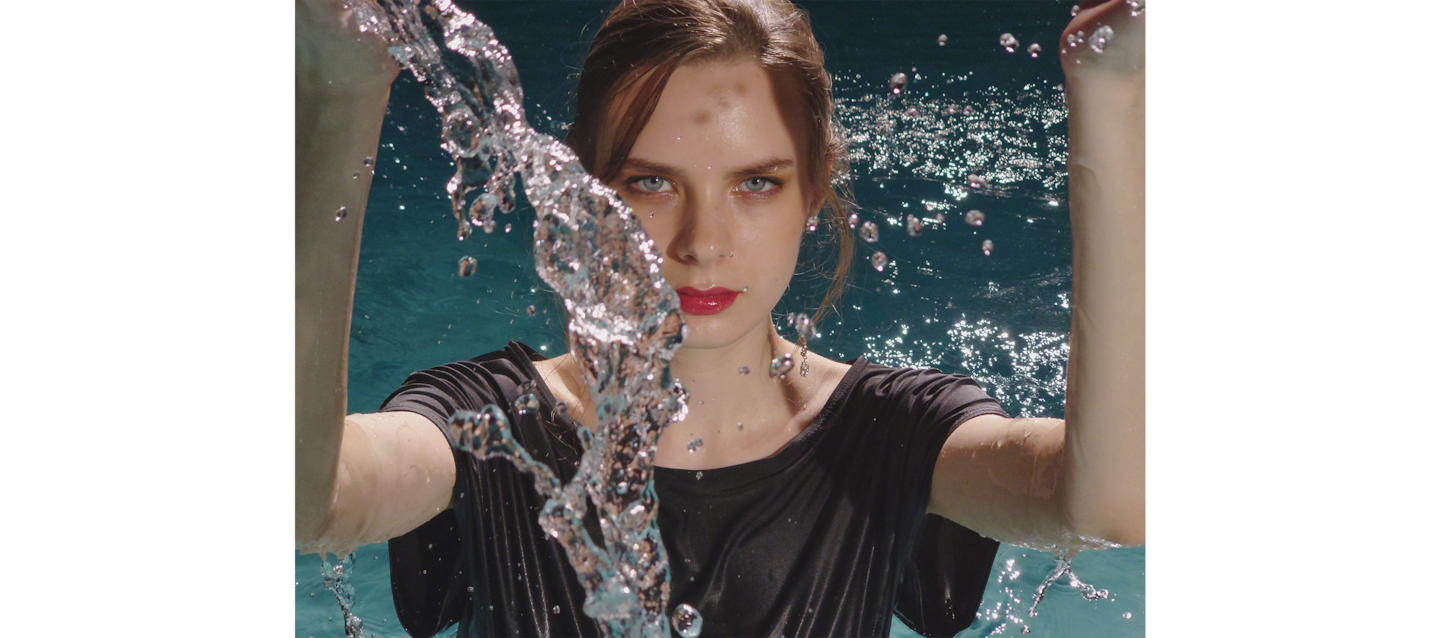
top-left (382, 341), bottom-right (1006, 637)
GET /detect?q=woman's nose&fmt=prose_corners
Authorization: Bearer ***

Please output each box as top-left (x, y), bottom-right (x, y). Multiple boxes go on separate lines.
top-left (671, 193), bottom-right (732, 266)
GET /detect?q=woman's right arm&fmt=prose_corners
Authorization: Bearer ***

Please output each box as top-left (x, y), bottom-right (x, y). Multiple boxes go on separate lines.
top-left (296, 0), bottom-right (455, 557)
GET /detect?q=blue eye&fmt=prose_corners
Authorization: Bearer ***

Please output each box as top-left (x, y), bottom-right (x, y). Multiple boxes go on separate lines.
top-left (741, 177), bottom-right (776, 193)
top-left (635, 176), bottom-right (670, 192)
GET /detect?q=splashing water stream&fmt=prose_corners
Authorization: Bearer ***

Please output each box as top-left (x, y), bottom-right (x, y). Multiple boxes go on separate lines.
top-left (354, 0), bottom-right (689, 635)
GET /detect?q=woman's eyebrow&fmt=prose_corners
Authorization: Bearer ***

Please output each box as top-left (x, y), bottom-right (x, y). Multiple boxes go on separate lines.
top-left (727, 158), bottom-right (794, 179)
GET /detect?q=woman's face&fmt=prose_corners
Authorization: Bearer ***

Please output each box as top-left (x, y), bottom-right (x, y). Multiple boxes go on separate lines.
top-left (609, 60), bottom-right (812, 350)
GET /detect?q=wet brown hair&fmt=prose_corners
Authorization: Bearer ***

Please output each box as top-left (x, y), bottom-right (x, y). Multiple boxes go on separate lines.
top-left (564, 0), bottom-right (853, 325)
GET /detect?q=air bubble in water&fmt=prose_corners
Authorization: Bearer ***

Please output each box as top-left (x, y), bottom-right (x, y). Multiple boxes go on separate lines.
top-left (1067, 33), bottom-right (1079, 48)
top-left (806, 215), bottom-right (818, 233)
top-left (999, 33), bottom-right (1019, 52)
top-left (362, 156), bottom-right (374, 167)
top-left (1123, 612), bottom-right (1133, 619)
top-left (515, 393), bottom-right (539, 415)
top-left (504, 223), bottom-right (513, 233)
top-left (335, 206), bottom-right (348, 221)
top-left (934, 211), bottom-right (946, 225)
top-left (695, 471), bottom-right (703, 480)
top-left (527, 305), bottom-right (536, 316)
top-left (871, 251), bottom-right (888, 272)
top-left (481, 218), bottom-right (496, 234)
top-left (858, 221), bottom-right (879, 243)
top-left (848, 212), bottom-right (859, 228)
top-left (352, 171), bottom-right (360, 179)
top-left (738, 365), bottom-right (749, 375)
top-left (961, 104), bottom-right (974, 116)
top-left (1071, 4), bottom-right (1080, 16)
top-left (905, 214), bottom-right (923, 237)
top-left (458, 256), bottom-right (478, 277)
top-left (686, 437), bottom-right (704, 453)
top-left (888, 72), bottom-right (907, 95)
top-left (982, 239), bottom-right (994, 256)
top-left (966, 173), bottom-right (988, 189)
top-left (1127, 0), bottom-right (1144, 16)
top-left (737, 422), bottom-right (744, 430)
top-left (1089, 25), bottom-right (1114, 53)
top-left (554, 401), bottom-right (568, 416)
top-left (672, 604), bottom-right (703, 638)
top-left (793, 313), bottom-right (815, 340)
top-left (937, 34), bottom-right (948, 46)
top-left (769, 353), bottom-right (794, 378)
top-left (904, 106), bottom-right (919, 118)
top-left (964, 210), bottom-right (985, 227)
top-left (1028, 43), bottom-right (1042, 57)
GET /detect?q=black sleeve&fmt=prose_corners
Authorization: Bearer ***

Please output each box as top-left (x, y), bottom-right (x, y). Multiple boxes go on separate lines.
top-left (376, 355), bottom-right (520, 638)
top-left (858, 364), bottom-right (1008, 637)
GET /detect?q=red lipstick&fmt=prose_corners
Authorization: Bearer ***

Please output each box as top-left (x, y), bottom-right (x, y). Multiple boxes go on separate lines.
top-left (675, 286), bottom-right (740, 316)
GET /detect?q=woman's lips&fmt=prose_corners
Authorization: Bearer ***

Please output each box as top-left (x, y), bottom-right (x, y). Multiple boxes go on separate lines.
top-left (675, 286), bottom-right (740, 316)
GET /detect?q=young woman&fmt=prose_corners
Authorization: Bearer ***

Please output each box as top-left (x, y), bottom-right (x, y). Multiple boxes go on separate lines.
top-left (296, 0), bottom-right (1144, 635)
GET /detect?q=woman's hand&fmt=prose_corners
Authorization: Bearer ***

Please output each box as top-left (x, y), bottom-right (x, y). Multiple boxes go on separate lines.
top-left (1061, 0), bottom-right (1145, 80)
top-left (297, 0), bottom-right (399, 91)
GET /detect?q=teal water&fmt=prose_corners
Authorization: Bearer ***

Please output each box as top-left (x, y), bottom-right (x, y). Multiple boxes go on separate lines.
top-left (297, 1), bottom-right (1145, 636)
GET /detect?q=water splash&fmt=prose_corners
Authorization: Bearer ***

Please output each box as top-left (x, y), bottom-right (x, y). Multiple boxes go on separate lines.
top-left (321, 553), bottom-right (365, 638)
top-left (354, 0), bottom-right (688, 635)
top-left (1028, 550), bottom-right (1111, 617)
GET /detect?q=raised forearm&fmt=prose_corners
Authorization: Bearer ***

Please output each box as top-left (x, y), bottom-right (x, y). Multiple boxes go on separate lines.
top-left (1058, 9), bottom-right (1145, 547)
top-left (295, 77), bottom-right (393, 545)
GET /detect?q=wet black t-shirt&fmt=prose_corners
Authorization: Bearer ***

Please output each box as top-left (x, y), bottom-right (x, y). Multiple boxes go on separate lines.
top-left (382, 342), bottom-right (1007, 638)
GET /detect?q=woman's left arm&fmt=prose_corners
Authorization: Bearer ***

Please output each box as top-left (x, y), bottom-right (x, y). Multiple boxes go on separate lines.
top-left (928, 0), bottom-right (1144, 550)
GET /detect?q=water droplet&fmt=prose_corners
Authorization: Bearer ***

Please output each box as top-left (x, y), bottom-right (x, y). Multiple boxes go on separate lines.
top-left (847, 212), bottom-right (859, 228)
top-left (871, 251), bottom-right (888, 272)
top-left (686, 437), bottom-right (704, 452)
top-left (458, 256), bottom-right (478, 277)
top-left (888, 72), bottom-right (907, 95)
top-left (982, 239), bottom-right (994, 256)
top-left (672, 603), bottom-right (703, 638)
top-left (334, 206), bottom-right (347, 221)
top-left (904, 106), bottom-right (919, 118)
top-left (504, 223), bottom-right (513, 233)
top-left (515, 393), bottom-right (539, 415)
top-left (526, 305), bottom-right (536, 316)
top-left (738, 365), bottom-right (749, 375)
top-left (806, 215), bottom-right (818, 233)
top-left (1028, 42), bottom-right (1042, 57)
top-left (999, 33), bottom-right (1018, 52)
top-left (793, 313), bottom-right (815, 340)
top-left (859, 221), bottom-right (879, 243)
top-left (937, 34), bottom-right (948, 46)
top-left (1071, 4), bottom-right (1080, 16)
top-left (1089, 25), bottom-right (1114, 53)
top-left (769, 353), bottom-right (794, 378)
top-left (905, 214), bottom-right (923, 237)
top-left (362, 156), bottom-right (374, 167)
top-left (964, 210), bottom-right (985, 226)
